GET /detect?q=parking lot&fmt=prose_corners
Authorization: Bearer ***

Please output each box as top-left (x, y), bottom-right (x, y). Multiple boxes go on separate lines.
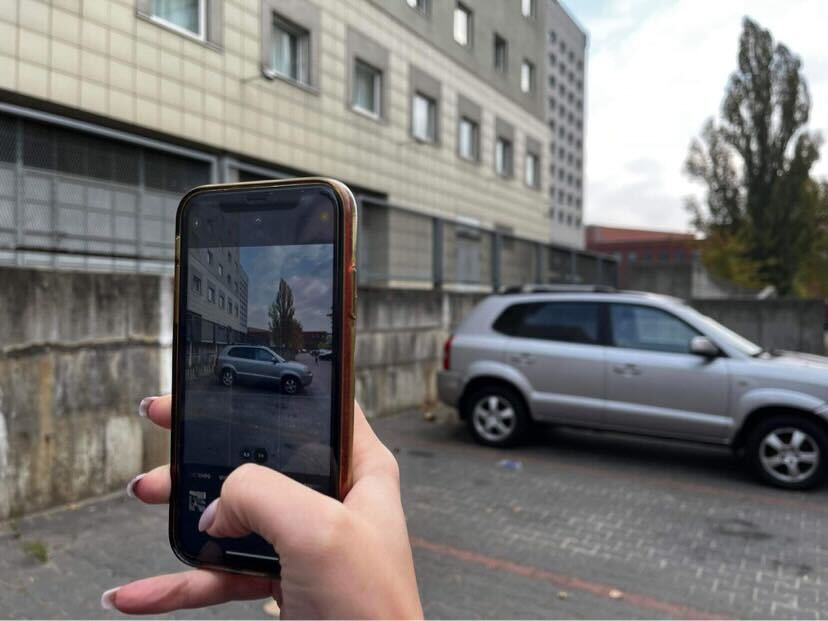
top-left (1, 409), bottom-right (826, 619)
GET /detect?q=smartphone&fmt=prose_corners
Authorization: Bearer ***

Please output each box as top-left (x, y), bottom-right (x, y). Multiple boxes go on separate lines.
top-left (169, 178), bottom-right (357, 576)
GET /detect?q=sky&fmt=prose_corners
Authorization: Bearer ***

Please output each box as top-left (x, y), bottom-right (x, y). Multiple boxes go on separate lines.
top-left (568, 0), bottom-right (828, 232)
top-left (241, 244), bottom-right (333, 332)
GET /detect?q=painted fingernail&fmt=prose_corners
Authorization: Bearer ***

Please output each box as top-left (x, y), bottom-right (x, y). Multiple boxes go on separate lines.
top-left (138, 396), bottom-right (158, 417)
top-left (101, 586), bottom-right (120, 610)
top-left (198, 498), bottom-right (219, 533)
top-left (126, 473), bottom-right (146, 499)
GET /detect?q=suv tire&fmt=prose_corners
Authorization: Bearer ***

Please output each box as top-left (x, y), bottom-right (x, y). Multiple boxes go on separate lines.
top-left (220, 368), bottom-right (236, 387)
top-left (463, 385), bottom-right (529, 447)
top-left (281, 375), bottom-right (301, 395)
top-left (746, 415), bottom-right (827, 490)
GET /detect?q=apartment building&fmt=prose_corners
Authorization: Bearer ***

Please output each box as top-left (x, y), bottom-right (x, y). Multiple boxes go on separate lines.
top-left (0, 0), bottom-right (613, 289)
top-left (545, 0), bottom-right (587, 249)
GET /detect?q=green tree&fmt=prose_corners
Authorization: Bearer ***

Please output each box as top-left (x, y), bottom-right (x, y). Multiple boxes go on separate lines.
top-left (685, 17), bottom-right (824, 296)
top-left (268, 278), bottom-right (304, 357)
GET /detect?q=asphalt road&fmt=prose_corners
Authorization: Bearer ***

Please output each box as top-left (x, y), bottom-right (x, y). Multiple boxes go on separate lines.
top-left (1, 409), bottom-right (826, 619)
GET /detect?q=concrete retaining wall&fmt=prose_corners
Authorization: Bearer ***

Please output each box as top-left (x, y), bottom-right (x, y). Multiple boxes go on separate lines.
top-left (691, 298), bottom-right (825, 354)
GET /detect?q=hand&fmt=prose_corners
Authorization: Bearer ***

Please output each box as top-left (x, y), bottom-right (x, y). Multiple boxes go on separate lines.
top-left (104, 397), bottom-right (423, 619)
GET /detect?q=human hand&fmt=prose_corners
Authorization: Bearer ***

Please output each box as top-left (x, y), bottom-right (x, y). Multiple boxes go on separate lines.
top-left (103, 397), bottom-right (423, 619)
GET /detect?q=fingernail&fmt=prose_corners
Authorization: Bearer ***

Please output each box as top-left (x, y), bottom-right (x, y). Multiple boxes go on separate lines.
top-left (101, 587), bottom-right (119, 610)
top-left (138, 396), bottom-right (158, 417)
top-left (198, 498), bottom-right (219, 532)
top-left (126, 473), bottom-right (145, 499)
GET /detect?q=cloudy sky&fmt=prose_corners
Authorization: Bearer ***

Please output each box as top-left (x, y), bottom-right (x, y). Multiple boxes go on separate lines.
top-left (241, 244), bottom-right (333, 332)
top-left (569, 0), bottom-right (828, 232)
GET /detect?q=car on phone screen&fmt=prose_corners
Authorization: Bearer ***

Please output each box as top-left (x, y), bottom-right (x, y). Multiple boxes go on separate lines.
top-left (437, 286), bottom-right (828, 490)
top-left (214, 345), bottom-right (312, 394)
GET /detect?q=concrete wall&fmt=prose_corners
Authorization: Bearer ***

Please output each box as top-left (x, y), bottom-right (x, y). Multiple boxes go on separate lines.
top-left (0, 267), bottom-right (171, 520)
top-left (692, 299), bottom-right (826, 355)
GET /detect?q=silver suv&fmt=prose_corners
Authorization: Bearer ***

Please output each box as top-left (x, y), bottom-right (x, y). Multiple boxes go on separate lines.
top-left (215, 345), bottom-right (312, 394)
top-left (437, 288), bottom-right (828, 490)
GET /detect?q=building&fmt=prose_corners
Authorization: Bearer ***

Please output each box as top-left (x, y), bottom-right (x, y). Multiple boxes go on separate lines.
top-left (545, 0), bottom-right (587, 249)
top-left (0, 0), bottom-right (613, 289)
top-left (586, 225), bottom-right (696, 289)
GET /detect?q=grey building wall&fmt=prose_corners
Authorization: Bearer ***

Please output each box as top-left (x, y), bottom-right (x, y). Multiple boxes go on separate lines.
top-left (546, 0), bottom-right (587, 248)
top-left (369, 0), bottom-right (548, 120)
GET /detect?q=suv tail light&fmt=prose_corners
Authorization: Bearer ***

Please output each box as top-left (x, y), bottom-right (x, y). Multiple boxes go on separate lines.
top-left (443, 334), bottom-right (453, 370)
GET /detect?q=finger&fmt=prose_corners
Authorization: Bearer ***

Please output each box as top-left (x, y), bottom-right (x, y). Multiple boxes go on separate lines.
top-left (202, 463), bottom-right (344, 553)
top-left (105, 569), bottom-right (273, 614)
top-left (139, 394), bottom-right (172, 429)
top-left (128, 464), bottom-right (171, 504)
top-left (351, 401), bottom-right (400, 485)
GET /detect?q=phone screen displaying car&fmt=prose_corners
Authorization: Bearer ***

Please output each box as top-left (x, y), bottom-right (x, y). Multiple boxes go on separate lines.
top-left (172, 184), bottom-right (342, 574)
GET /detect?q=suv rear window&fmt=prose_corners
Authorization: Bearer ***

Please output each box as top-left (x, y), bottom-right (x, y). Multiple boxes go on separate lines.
top-left (227, 347), bottom-right (254, 359)
top-left (493, 302), bottom-right (601, 344)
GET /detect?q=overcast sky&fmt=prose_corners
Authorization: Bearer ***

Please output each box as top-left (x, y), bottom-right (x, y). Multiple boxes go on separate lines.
top-left (569, 0), bottom-right (828, 232)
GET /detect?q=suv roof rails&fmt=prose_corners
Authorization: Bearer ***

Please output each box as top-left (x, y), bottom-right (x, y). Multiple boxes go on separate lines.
top-left (498, 284), bottom-right (618, 294)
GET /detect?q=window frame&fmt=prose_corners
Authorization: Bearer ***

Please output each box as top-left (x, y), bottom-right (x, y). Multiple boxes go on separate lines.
top-left (520, 59), bottom-right (535, 94)
top-left (524, 151), bottom-right (539, 188)
top-left (147, 0), bottom-right (207, 41)
top-left (493, 33), bottom-right (508, 74)
top-left (352, 58), bottom-right (383, 119)
top-left (405, 0), bottom-right (429, 15)
top-left (608, 303), bottom-right (703, 355)
top-left (453, 2), bottom-right (472, 48)
top-left (269, 13), bottom-right (311, 85)
top-left (412, 92), bottom-right (437, 143)
top-left (458, 116), bottom-right (479, 162)
top-left (521, 0), bottom-right (536, 18)
top-left (492, 301), bottom-right (607, 346)
top-left (192, 274), bottom-right (202, 294)
top-left (495, 137), bottom-right (513, 177)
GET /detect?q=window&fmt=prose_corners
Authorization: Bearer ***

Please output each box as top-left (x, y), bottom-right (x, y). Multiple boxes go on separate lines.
top-left (218, 264), bottom-right (223, 276)
top-left (495, 138), bottom-right (513, 177)
top-left (405, 0), bottom-right (428, 13)
top-left (192, 275), bottom-right (202, 294)
top-left (207, 286), bottom-right (215, 302)
top-left (458, 117), bottom-right (479, 161)
top-left (610, 305), bottom-right (700, 354)
top-left (228, 347), bottom-right (255, 360)
top-left (520, 60), bottom-right (535, 93)
top-left (525, 152), bottom-right (539, 188)
top-left (353, 59), bottom-right (382, 117)
top-left (521, 0), bottom-right (535, 18)
top-left (453, 3), bottom-right (472, 47)
top-left (494, 34), bottom-right (508, 73)
top-left (219, 294), bottom-right (225, 309)
top-left (270, 14), bottom-right (310, 84)
top-left (493, 302), bottom-right (601, 345)
top-left (255, 349), bottom-right (276, 362)
top-left (227, 274), bottom-right (231, 286)
top-left (412, 93), bottom-right (437, 142)
top-left (150, 0), bottom-right (205, 39)
top-left (206, 250), bottom-right (213, 264)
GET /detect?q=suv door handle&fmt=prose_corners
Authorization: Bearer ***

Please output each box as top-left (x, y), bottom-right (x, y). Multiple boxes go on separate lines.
top-left (612, 363), bottom-right (641, 376)
top-left (509, 352), bottom-right (535, 365)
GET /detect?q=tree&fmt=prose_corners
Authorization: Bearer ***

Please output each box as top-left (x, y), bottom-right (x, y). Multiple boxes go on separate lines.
top-left (268, 279), bottom-right (304, 357)
top-left (685, 17), bottom-right (825, 296)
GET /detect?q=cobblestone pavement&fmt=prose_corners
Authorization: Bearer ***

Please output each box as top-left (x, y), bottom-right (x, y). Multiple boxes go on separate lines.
top-left (1, 409), bottom-right (826, 619)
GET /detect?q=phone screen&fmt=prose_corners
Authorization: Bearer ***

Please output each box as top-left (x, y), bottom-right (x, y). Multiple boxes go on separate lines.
top-left (172, 184), bottom-right (341, 573)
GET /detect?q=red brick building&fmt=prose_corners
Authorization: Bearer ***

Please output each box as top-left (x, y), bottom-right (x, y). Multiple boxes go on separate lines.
top-left (585, 226), bottom-right (697, 289)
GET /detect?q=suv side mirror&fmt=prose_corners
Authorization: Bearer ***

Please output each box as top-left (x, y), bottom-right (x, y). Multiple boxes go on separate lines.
top-left (690, 336), bottom-right (720, 358)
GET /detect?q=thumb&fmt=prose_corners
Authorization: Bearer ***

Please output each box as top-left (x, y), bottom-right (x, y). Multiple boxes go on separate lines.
top-left (199, 463), bottom-right (343, 554)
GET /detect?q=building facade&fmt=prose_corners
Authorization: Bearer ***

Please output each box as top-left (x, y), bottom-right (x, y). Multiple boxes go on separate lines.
top-left (0, 0), bottom-right (612, 288)
top-left (545, 0), bottom-right (586, 249)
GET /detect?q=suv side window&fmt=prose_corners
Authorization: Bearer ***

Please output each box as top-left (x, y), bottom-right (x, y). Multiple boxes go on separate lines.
top-left (610, 304), bottom-right (700, 354)
top-left (228, 347), bottom-right (254, 359)
top-left (254, 349), bottom-right (275, 362)
top-left (493, 302), bottom-right (601, 345)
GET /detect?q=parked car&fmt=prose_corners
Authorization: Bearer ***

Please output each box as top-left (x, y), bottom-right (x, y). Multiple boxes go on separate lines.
top-left (437, 287), bottom-right (828, 490)
top-left (317, 349), bottom-right (333, 361)
top-left (214, 345), bottom-right (313, 394)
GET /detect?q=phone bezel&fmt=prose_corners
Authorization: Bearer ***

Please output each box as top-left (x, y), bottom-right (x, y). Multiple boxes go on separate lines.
top-left (169, 178), bottom-right (354, 577)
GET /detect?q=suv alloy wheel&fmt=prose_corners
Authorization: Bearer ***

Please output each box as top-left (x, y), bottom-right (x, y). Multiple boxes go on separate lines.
top-left (463, 386), bottom-right (529, 447)
top-left (746, 415), bottom-right (827, 490)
